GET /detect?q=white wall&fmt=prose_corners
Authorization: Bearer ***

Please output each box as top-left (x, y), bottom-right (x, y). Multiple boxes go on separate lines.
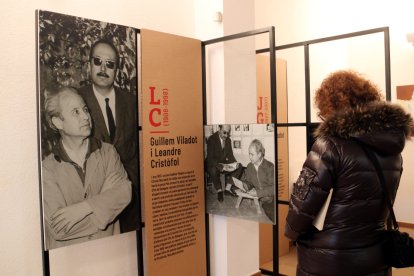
top-left (0, 1), bottom-right (195, 275)
top-left (255, 0), bottom-right (414, 223)
top-left (195, 0), bottom-right (261, 275)
top-left (3, 1), bottom-right (414, 275)
top-left (194, 0), bottom-right (225, 125)
top-left (221, 2), bottom-right (261, 275)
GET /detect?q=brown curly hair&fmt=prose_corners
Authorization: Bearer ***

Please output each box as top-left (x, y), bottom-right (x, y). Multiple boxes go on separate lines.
top-left (314, 70), bottom-right (383, 119)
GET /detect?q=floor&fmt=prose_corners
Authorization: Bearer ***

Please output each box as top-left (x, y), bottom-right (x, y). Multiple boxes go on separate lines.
top-left (260, 226), bottom-right (414, 276)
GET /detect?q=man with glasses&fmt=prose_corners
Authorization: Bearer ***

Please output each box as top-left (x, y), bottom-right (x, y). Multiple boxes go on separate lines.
top-left (79, 39), bottom-right (139, 233)
top-left (206, 124), bottom-right (242, 202)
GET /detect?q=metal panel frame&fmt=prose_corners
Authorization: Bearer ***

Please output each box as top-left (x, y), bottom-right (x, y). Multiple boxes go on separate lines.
top-left (202, 26), bottom-right (391, 276)
top-left (258, 27), bottom-right (391, 153)
top-left (202, 26), bottom-right (279, 275)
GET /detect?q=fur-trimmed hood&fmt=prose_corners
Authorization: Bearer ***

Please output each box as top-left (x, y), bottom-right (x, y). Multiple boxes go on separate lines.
top-left (314, 101), bottom-right (413, 155)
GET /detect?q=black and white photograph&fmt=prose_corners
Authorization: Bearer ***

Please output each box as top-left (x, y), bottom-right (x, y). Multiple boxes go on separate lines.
top-left (204, 124), bottom-right (276, 224)
top-left (37, 10), bottom-right (139, 250)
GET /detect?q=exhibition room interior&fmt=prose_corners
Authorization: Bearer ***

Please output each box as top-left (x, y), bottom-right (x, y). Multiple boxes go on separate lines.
top-left (2, 0), bottom-right (414, 276)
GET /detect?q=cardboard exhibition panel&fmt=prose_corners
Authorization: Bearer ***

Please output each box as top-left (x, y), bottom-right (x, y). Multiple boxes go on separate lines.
top-left (256, 55), bottom-right (290, 266)
top-left (256, 55), bottom-right (289, 201)
top-left (259, 204), bottom-right (290, 263)
top-left (141, 29), bottom-right (206, 276)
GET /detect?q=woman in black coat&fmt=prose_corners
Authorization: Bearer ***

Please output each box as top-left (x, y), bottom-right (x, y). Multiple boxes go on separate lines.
top-left (285, 70), bottom-right (413, 276)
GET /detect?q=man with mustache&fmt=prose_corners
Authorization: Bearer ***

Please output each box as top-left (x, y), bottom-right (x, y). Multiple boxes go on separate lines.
top-left (79, 39), bottom-right (139, 233)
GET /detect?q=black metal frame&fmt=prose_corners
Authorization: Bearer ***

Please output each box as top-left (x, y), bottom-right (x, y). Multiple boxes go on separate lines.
top-left (202, 26), bottom-right (280, 275)
top-left (202, 26), bottom-right (391, 276)
top-left (258, 26), bottom-right (391, 153)
top-left (35, 11), bottom-right (50, 276)
top-left (135, 28), bottom-right (145, 276)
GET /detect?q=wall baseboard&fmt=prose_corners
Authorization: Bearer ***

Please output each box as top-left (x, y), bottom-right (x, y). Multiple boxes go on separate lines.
top-left (398, 221), bottom-right (414, 229)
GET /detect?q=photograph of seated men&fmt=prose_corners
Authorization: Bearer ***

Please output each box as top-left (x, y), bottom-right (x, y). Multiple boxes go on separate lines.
top-left (241, 139), bottom-right (275, 222)
top-left (205, 124), bottom-right (243, 202)
top-left (204, 124), bottom-right (276, 223)
top-left (42, 87), bottom-right (132, 250)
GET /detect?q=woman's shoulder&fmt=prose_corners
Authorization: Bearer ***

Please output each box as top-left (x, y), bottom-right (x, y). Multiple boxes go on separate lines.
top-left (312, 136), bottom-right (343, 153)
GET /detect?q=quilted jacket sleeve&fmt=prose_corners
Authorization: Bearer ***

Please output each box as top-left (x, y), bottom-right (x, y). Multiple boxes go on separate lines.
top-left (284, 138), bottom-right (339, 241)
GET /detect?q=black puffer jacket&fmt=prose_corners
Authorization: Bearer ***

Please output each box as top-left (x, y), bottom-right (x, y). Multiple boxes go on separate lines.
top-left (285, 102), bottom-right (412, 276)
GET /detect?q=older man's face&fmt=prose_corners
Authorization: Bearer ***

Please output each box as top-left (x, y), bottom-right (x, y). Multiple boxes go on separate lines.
top-left (57, 91), bottom-right (92, 139)
top-left (248, 146), bottom-right (262, 165)
top-left (90, 43), bottom-right (117, 90)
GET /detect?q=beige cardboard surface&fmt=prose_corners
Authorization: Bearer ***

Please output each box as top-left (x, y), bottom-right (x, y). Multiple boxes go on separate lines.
top-left (257, 55), bottom-right (290, 263)
top-left (141, 29), bottom-right (206, 276)
top-left (256, 55), bottom-right (289, 202)
top-left (259, 205), bottom-right (290, 265)
top-left (396, 85), bottom-right (414, 100)
top-left (396, 85), bottom-right (414, 136)
top-left (278, 204), bottom-right (290, 256)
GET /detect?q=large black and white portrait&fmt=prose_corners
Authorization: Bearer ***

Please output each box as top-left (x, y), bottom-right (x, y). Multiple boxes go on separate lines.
top-left (204, 124), bottom-right (276, 224)
top-left (37, 10), bottom-right (139, 250)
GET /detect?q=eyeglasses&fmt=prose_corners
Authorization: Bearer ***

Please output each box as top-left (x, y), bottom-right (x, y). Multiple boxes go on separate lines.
top-left (91, 57), bottom-right (116, 69)
top-left (222, 131), bottom-right (230, 135)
